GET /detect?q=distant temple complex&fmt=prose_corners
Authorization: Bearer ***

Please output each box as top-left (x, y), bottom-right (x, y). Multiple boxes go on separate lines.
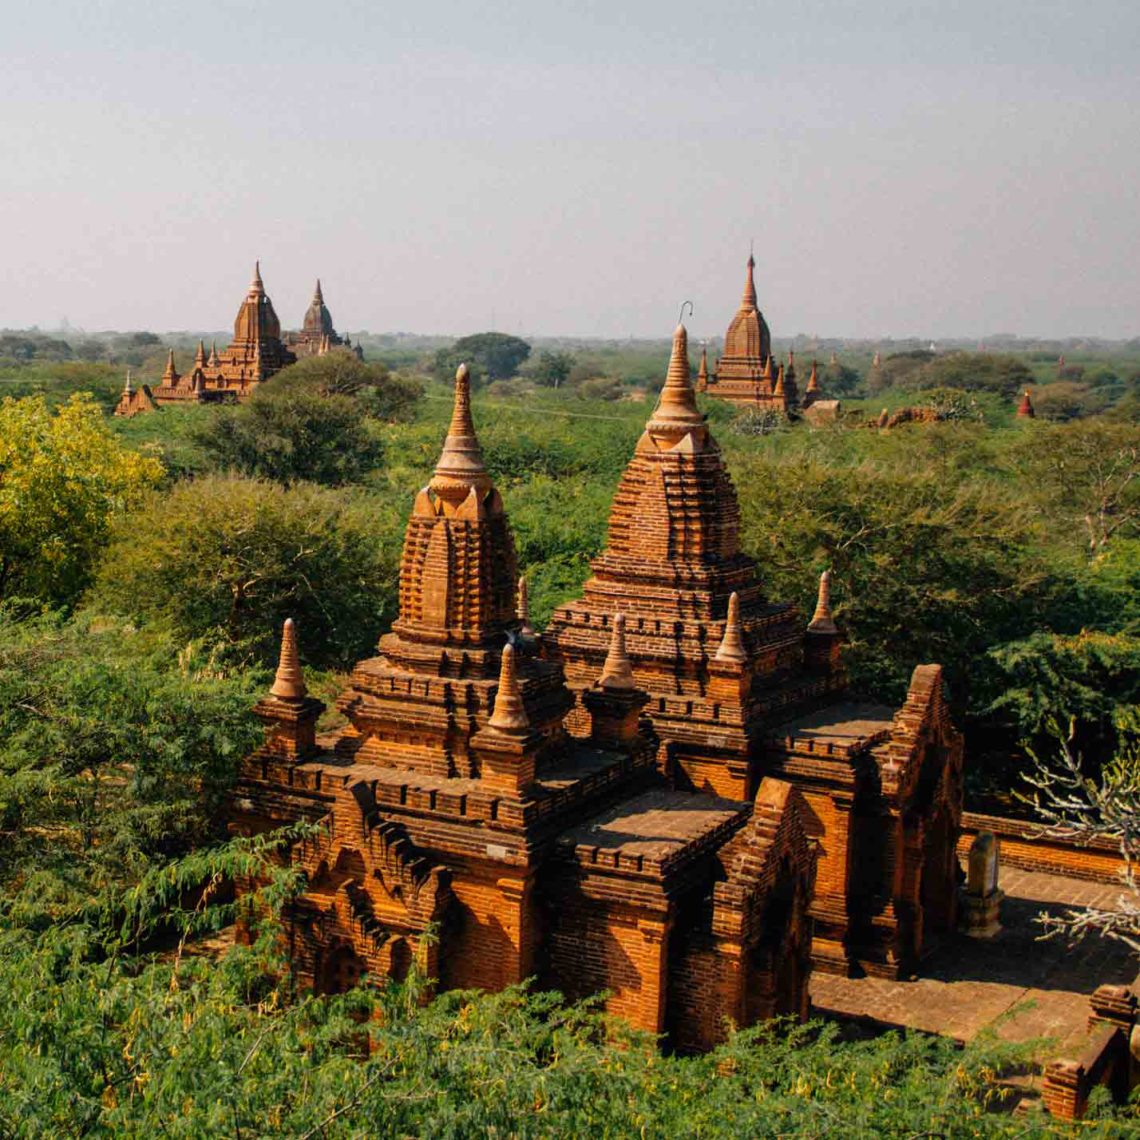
top-left (140, 265), bottom-right (359, 412)
top-left (701, 254), bottom-right (825, 416)
top-left (231, 321), bottom-right (963, 1048)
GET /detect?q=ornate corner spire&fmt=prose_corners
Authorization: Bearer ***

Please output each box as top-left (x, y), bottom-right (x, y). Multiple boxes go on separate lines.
top-left (741, 252), bottom-right (758, 309)
top-left (270, 618), bottom-right (308, 701)
top-left (806, 360), bottom-right (820, 393)
top-left (647, 324), bottom-right (704, 431)
top-left (431, 363), bottom-right (492, 495)
top-left (194, 339), bottom-right (206, 367)
top-left (773, 363), bottom-right (786, 397)
top-left (208, 341), bottom-right (219, 368)
top-left (517, 575), bottom-right (535, 638)
top-left (163, 348), bottom-right (178, 383)
top-left (598, 613), bottom-right (636, 690)
top-left (715, 592), bottom-right (748, 664)
top-left (807, 570), bottom-right (838, 634)
top-left (488, 644), bottom-right (529, 732)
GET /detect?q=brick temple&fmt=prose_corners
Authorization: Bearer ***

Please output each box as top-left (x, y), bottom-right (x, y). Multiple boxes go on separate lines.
top-left (149, 266), bottom-right (360, 409)
top-left (544, 323), bottom-right (964, 979)
top-left (702, 254), bottom-right (825, 415)
top-left (231, 362), bottom-right (818, 1050)
top-left (284, 278), bottom-right (363, 361)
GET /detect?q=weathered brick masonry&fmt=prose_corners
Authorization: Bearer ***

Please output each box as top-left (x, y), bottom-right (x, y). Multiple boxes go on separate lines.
top-left (232, 361), bottom-right (816, 1048)
top-left (545, 323), bottom-right (964, 979)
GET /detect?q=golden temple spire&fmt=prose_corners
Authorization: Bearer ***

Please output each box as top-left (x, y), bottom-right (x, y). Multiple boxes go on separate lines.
top-left (806, 360), bottom-right (820, 393)
top-left (715, 592), bottom-right (748, 664)
top-left (598, 614), bottom-right (636, 690)
top-left (741, 252), bottom-right (758, 309)
top-left (647, 324), bottom-right (704, 432)
top-left (488, 644), bottom-right (529, 732)
top-left (431, 363), bottom-right (492, 495)
top-left (807, 571), bottom-right (837, 634)
top-left (773, 363), bottom-right (786, 397)
top-left (517, 576), bottom-right (535, 638)
top-left (270, 618), bottom-right (308, 701)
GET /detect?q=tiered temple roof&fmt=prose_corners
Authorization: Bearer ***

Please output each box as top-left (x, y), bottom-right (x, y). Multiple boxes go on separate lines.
top-left (231, 361), bottom-right (818, 1044)
top-left (545, 323), bottom-right (963, 978)
top-left (703, 253), bottom-right (816, 414)
top-left (284, 279), bottom-right (362, 360)
top-left (153, 263), bottom-right (297, 405)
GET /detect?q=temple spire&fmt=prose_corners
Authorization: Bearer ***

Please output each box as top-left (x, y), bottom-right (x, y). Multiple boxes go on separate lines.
top-left (741, 252), bottom-right (758, 309)
top-left (208, 341), bottom-right (219, 368)
top-left (314, 278), bottom-right (323, 303)
top-left (773, 363), bottom-right (786, 398)
top-left (598, 614), bottom-right (636, 690)
top-left (1016, 389), bottom-right (1036, 419)
top-left (123, 369), bottom-right (133, 396)
top-left (488, 644), bottom-right (529, 732)
top-left (696, 344), bottom-right (710, 392)
top-left (431, 363), bottom-right (492, 495)
top-left (250, 260), bottom-right (264, 295)
top-left (715, 592), bottom-right (748, 664)
top-left (647, 323), bottom-right (704, 432)
top-left (807, 571), bottom-right (837, 634)
top-left (162, 348), bottom-right (178, 383)
top-left (517, 576), bottom-right (535, 638)
top-left (806, 360), bottom-right (820, 394)
top-left (194, 339), bottom-right (206, 367)
top-left (270, 618), bottom-right (308, 701)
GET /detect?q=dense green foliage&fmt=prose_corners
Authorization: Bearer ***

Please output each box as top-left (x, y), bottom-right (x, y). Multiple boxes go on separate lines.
top-left (89, 475), bottom-right (403, 668)
top-left (432, 331), bottom-right (532, 385)
top-left (0, 395), bottom-right (163, 605)
top-left (2, 344), bottom-right (1140, 1132)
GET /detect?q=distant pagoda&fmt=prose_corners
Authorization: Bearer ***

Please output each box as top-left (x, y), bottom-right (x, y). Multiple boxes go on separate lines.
top-left (284, 278), bottom-right (363, 361)
top-left (702, 252), bottom-right (814, 414)
top-left (153, 263), bottom-right (297, 405)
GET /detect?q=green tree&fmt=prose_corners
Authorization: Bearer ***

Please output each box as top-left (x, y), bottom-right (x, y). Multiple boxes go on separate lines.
top-left (524, 348), bottom-right (575, 388)
top-left (90, 475), bottom-right (404, 668)
top-left (0, 394), bottom-right (164, 605)
top-left (432, 332), bottom-right (532, 385)
top-left (193, 387), bottom-right (384, 486)
top-left (272, 353), bottom-right (424, 422)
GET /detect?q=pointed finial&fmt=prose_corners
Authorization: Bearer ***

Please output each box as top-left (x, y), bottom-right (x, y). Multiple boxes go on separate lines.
top-left (163, 348), bottom-right (178, 382)
top-left (431, 362), bottom-right (491, 493)
top-left (314, 277), bottom-right (323, 302)
top-left (696, 343), bottom-right (710, 391)
top-left (647, 322), bottom-right (704, 431)
top-left (742, 251), bottom-right (758, 308)
top-left (516, 575), bottom-right (535, 638)
top-left (715, 593), bottom-right (748, 664)
top-left (773, 363), bottom-right (786, 397)
top-left (807, 571), bottom-right (837, 634)
top-left (598, 614), bottom-right (636, 690)
top-left (270, 618), bottom-right (308, 700)
top-left (252, 260), bottom-right (263, 286)
top-left (194, 339), bottom-right (206, 366)
top-left (488, 644), bottom-right (529, 732)
top-left (208, 340), bottom-right (219, 368)
top-left (123, 368), bottom-right (133, 396)
top-left (806, 360), bottom-right (820, 393)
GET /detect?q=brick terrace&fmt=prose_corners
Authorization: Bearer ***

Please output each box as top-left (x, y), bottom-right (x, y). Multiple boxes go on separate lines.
top-left (811, 867), bottom-right (1139, 1056)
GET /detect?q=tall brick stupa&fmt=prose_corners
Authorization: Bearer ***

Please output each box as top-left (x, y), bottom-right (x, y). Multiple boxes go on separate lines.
top-left (231, 364), bottom-right (818, 1050)
top-left (545, 323), bottom-right (964, 979)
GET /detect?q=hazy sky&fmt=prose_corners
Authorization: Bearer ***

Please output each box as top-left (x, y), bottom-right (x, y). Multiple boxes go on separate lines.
top-left (2, 0), bottom-right (1137, 340)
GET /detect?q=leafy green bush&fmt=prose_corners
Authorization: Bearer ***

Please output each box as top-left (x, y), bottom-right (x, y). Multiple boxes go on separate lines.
top-left (89, 475), bottom-right (403, 668)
